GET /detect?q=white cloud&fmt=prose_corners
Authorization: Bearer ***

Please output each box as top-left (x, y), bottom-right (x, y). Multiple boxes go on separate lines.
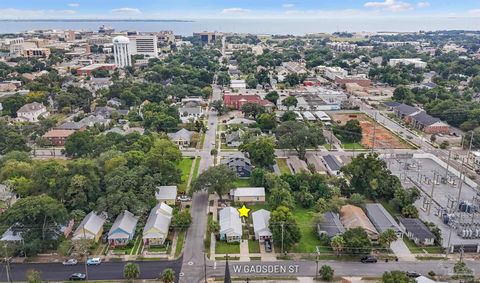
top-left (0, 8), bottom-right (78, 18)
top-left (364, 0), bottom-right (412, 12)
top-left (282, 4), bottom-right (295, 9)
top-left (111, 7), bottom-right (141, 14)
top-left (68, 3), bottom-right (80, 7)
top-left (417, 2), bottom-right (430, 8)
top-left (469, 9), bottom-right (480, 15)
top-left (221, 8), bottom-right (251, 14)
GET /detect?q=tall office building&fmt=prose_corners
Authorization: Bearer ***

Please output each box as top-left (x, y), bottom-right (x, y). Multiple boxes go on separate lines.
top-left (112, 36), bottom-right (131, 67)
top-left (128, 35), bottom-right (158, 58)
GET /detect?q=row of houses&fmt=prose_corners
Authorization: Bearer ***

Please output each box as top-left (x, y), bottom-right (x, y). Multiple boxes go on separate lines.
top-left (317, 204), bottom-right (435, 246)
top-left (387, 102), bottom-right (450, 135)
top-left (219, 206), bottom-right (272, 243)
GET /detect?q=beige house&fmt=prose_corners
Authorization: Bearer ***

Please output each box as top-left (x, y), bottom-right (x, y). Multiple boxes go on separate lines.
top-left (340, 205), bottom-right (379, 240)
top-left (230, 187), bottom-right (265, 203)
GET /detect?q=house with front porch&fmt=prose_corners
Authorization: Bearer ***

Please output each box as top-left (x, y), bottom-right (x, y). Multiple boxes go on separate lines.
top-left (252, 209), bottom-right (272, 242)
top-left (219, 207), bottom-right (242, 242)
top-left (108, 210), bottom-right (139, 247)
top-left (143, 202), bottom-right (173, 246)
top-left (72, 211), bottom-right (106, 242)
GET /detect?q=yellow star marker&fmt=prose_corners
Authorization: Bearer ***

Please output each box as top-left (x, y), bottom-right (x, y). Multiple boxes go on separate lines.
top-left (238, 205), bottom-right (251, 218)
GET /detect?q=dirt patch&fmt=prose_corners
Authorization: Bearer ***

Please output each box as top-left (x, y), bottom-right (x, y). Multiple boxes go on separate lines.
top-left (331, 113), bottom-right (410, 149)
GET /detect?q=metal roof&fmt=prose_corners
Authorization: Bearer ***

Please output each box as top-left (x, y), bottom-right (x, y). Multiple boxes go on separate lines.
top-left (365, 203), bottom-right (402, 234)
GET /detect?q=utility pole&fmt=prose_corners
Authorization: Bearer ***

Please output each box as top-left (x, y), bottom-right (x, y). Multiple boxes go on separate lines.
top-left (444, 150), bottom-right (451, 178)
top-left (428, 172), bottom-right (436, 216)
top-left (371, 112), bottom-right (377, 154)
top-left (4, 244), bottom-right (11, 283)
top-left (280, 222), bottom-right (285, 255)
top-left (447, 158), bottom-right (467, 256)
top-left (204, 252), bottom-right (207, 283)
top-left (315, 256), bottom-right (319, 280)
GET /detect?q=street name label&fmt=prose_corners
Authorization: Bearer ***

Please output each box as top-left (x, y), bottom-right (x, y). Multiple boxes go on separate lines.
top-left (232, 264), bottom-right (300, 274)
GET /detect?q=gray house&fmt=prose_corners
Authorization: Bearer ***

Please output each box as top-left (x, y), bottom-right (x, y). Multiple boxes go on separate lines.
top-left (222, 153), bottom-right (252, 177)
top-left (168, 129), bottom-right (194, 148)
top-left (225, 129), bottom-right (243, 147)
top-left (317, 211), bottom-right (345, 238)
top-left (322, 155), bottom-right (343, 176)
top-left (365, 203), bottom-right (402, 237)
top-left (398, 217), bottom-right (435, 246)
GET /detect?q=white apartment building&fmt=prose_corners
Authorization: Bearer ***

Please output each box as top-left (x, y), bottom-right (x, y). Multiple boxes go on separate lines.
top-left (325, 66), bottom-right (348, 81)
top-left (388, 58), bottom-right (427, 69)
top-left (128, 35), bottom-right (158, 58)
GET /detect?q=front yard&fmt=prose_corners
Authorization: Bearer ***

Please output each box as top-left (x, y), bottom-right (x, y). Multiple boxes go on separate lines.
top-left (175, 230), bottom-right (186, 257)
top-left (215, 241), bottom-right (240, 254)
top-left (233, 178), bottom-right (251, 188)
top-left (403, 237), bottom-right (443, 254)
top-left (248, 240), bottom-right (260, 253)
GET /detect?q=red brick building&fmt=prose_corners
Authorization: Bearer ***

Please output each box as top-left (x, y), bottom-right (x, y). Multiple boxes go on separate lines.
top-left (223, 93), bottom-right (274, 110)
top-left (335, 76), bottom-right (372, 88)
top-left (43, 129), bottom-right (75, 146)
top-left (76, 64), bottom-right (116, 76)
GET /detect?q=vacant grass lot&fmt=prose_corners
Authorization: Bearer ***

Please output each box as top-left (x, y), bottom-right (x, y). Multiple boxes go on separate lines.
top-left (233, 178), bottom-right (251, 187)
top-left (248, 240), bottom-right (260, 253)
top-left (342, 142), bottom-right (365, 150)
top-left (178, 158), bottom-right (194, 193)
top-left (216, 241), bottom-right (240, 254)
top-left (276, 158), bottom-right (291, 175)
top-left (291, 206), bottom-right (332, 253)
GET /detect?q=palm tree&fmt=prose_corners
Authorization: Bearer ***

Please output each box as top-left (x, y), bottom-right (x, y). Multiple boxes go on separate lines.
top-left (378, 229), bottom-right (398, 248)
top-left (161, 268), bottom-right (176, 283)
top-left (123, 263), bottom-right (140, 283)
top-left (330, 235), bottom-right (345, 256)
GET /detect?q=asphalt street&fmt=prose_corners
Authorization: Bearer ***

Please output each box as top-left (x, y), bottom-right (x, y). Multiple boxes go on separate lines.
top-left (178, 85), bottom-right (221, 283)
top-left (1, 259), bottom-right (182, 282)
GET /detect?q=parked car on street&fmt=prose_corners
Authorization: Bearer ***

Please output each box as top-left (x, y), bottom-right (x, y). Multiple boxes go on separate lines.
top-left (68, 273), bottom-right (86, 281)
top-left (86, 258), bottom-right (101, 265)
top-left (360, 256), bottom-right (377, 263)
top-left (406, 271), bottom-right (421, 278)
top-left (63, 258), bottom-right (78, 265)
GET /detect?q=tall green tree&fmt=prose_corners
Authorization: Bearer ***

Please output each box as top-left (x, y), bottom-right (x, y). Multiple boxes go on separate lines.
top-left (378, 229), bottom-right (398, 248)
top-left (276, 121), bottom-right (325, 160)
top-left (342, 227), bottom-right (371, 255)
top-left (319, 265), bottom-right (334, 281)
top-left (269, 206), bottom-right (301, 252)
top-left (281, 96), bottom-right (298, 110)
top-left (382, 271), bottom-right (413, 283)
top-left (265, 91), bottom-right (279, 105)
top-left (330, 235), bottom-right (345, 256)
top-left (241, 103), bottom-right (265, 119)
top-left (192, 165), bottom-right (237, 200)
top-left (239, 136), bottom-right (275, 168)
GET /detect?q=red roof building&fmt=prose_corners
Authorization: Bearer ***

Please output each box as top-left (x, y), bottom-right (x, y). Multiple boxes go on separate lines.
top-left (223, 93), bottom-right (273, 110)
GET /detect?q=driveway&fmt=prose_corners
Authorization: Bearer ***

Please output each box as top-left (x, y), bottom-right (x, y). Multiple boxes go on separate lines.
top-left (390, 239), bottom-right (416, 261)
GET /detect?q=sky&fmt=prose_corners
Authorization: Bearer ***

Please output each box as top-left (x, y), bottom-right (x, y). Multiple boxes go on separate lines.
top-left (1, 0), bottom-right (480, 19)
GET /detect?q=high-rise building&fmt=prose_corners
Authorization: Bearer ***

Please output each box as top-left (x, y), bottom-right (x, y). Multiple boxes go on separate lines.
top-left (112, 36), bottom-right (132, 67)
top-left (128, 35), bottom-right (158, 58)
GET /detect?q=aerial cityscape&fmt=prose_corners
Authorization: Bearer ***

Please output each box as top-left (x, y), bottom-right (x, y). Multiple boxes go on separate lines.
top-left (1, 1), bottom-right (480, 283)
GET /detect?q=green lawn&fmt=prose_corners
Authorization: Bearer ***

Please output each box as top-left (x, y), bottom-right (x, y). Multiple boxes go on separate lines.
top-left (175, 230), bottom-right (186, 257)
top-left (323, 143), bottom-right (332, 150)
top-left (248, 240), bottom-right (260, 253)
top-left (290, 206), bottom-right (332, 254)
top-left (178, 158), bottom-right (194, 193)
top-left (190, 156), bottom-right (201, 187)
top-left (342, 142), bottom-right (365, 150)
top-left (233, 178), bottom-right (251, 187)
top-left (215, 241), bottom-right (240, 254)
top-left (276, 158), bottom-right (291, 175)
top-left (130, 236), bottom-right (142, 255)
top-left (403, 237), bottom-right (443, 254)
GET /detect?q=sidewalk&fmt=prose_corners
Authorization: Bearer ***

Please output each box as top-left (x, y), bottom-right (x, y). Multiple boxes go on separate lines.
top-left (239, 240), bottom-right (250, 262)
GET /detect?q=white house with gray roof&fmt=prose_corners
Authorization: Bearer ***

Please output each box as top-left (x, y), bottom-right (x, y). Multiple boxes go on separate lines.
top-left (143, 202), bottom-right (173, 246)
top-left (230, 187), bottom-right (265, 203)
top-left (16, 102), bottom-right (49, 123)
top-left (219, 207), bottom-right (242, 242)
top-left (155, 185), bottom-right (178, 205)
top-left (167, 128), bottom-right (194, 148)
top-left (108, 210), bottom-right (139, 246)
top-left (252, 209), bottom-right (272, 242)
top-left (72, 211), bottom-right (106, 242)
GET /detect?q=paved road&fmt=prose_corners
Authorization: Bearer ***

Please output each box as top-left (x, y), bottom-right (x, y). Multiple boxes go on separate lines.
top-left (2, 259), bottom-right (182, 282)
top-left (179, 85), bottom-right (221, 283)
top-left (208, 260), bottom-right (479, 279)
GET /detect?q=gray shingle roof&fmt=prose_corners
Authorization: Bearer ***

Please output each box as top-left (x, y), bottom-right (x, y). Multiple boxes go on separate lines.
top-left (155, 186), bottom-right (178, 201)
top-left (323, 155), bottom-right (342, 171)
top-left (167, 128), bottom-right (194, 142)
top-left (398, 217), bottom-right (435, 242)
top-left (108, 210), bottom-right (139, 239)
top-left (317, 211), bottom-right (345, 237)
top-left (365, 203), bottom-right (401, 234)
top-left (143, 203), bottom-right (173, 239)
top-left (395, 103), bottom-right (419, 116)
top-left (411, 111), bottom-right (440, 126)
top-left (219, 207), bottom-right (242, 237)
top-left (73, 211), bottom-right (106, 239)
top-left (252, 209), bottom-right (272, 238)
